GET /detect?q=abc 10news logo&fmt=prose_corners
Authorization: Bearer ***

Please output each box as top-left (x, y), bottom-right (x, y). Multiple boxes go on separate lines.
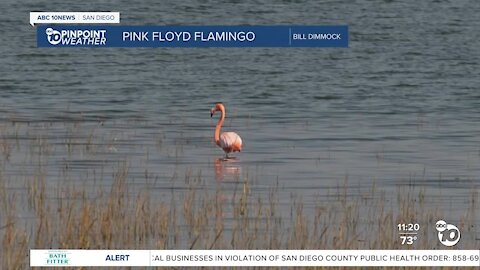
top-left (435, 220), bottom-right (460, 247)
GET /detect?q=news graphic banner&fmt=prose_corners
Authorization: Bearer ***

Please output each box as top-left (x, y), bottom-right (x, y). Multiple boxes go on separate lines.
top-left (30, 12), bottom-right (120, 26)
top-left (36, 25), bottom-right (348, 47)
top-left (30, 250), bottom-right (480, 267)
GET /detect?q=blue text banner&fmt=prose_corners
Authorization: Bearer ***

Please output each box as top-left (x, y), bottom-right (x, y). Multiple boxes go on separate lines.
top-left (36, 25), bottom-right (348, 48)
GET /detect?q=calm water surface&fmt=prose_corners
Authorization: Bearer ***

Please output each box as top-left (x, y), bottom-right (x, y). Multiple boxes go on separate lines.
top-left (0, 0), bottom-right (479, 242)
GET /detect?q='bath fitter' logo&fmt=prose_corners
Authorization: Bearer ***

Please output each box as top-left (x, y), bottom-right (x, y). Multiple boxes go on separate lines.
top-left (46, 27), bottom-right (107, 46)
top-left (44, 250), bottom-right (71, 266)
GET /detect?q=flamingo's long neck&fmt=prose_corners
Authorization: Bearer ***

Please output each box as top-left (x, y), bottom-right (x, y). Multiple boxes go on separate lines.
top-left (214, 108), bottom-right (225, 146)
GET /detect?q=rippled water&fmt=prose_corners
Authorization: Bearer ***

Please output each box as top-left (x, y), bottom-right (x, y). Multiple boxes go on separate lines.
top-left (0, 0), bottom-right (479, 242)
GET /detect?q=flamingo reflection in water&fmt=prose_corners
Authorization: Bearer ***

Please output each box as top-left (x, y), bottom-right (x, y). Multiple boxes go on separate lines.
top-left (214, 158), bottom-right (241, 181)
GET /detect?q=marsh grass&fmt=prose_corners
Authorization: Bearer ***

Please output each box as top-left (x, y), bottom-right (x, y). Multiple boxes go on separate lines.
top-left (0, 122), bottom-right (478, 270)
top-left (2, 170), bottom-right (478, 269)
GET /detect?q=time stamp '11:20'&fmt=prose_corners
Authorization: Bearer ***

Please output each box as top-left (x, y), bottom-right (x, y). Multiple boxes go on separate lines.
top-left (398, 223), bottom-right (420, 245)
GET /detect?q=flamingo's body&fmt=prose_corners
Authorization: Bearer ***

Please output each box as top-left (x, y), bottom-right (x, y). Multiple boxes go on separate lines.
top-left (210, 103), bottom-right (242, 158)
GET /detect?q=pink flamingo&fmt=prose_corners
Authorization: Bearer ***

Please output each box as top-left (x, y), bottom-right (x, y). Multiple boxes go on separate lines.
top-left (210, 103), bottom-right (242, 159)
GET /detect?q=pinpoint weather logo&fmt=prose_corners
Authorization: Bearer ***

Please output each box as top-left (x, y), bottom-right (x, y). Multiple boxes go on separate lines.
top-left (46, 27), bottom-right (62, 45)
top-left (435, 220), bottom-right (460, 247)
top-left (44, 27), bottom-right (107, 46)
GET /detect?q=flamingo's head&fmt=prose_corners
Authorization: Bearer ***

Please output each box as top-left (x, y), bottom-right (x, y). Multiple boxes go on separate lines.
top-left (210, 103), bottom-right (225, 117)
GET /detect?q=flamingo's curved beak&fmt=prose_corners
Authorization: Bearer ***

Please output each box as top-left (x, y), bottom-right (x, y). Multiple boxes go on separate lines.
top-left (210, 108), bottom-right (215, 117)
